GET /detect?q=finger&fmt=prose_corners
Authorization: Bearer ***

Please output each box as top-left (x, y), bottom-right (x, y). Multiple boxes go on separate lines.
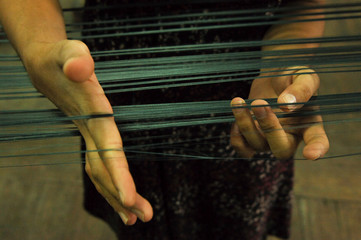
top-left (231, 97), bottom-right (268, 151)
top-left (302, 116), bottom-right (329, 160)
top-left (58, 40), bottom-right (95, 82)
top-left (84, 123), bottom-right (137, 208)
top-left (85, 144), bottom-right (123, 203)
top-left (87, 166), bottom-right (138, 225)
top-left (129, 194), bottom-right (154, 222)
top-left (230, 123), bottom-right (255, 158)
top-left (86, 152), bottom-right (152, 224)
top-left (278, 67), bottom-right (319, 111)
top-left (99, 186), bottom-right (138, 225)
top-left (86, 149), bottom-right (138, 225)
top-left (251, 99), bottom-right (297, 160)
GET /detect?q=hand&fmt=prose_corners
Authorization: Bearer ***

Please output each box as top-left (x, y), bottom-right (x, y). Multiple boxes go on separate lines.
top-left (23, 40), bottom-right (153, 225)
top-left (230, 66), bottom-right (329, 160)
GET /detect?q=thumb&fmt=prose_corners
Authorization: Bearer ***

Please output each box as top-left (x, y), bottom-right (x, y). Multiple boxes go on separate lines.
top-left (58, 40), bottom-right (95, 82)
top-left (278, 67), bottom-right (320, 112)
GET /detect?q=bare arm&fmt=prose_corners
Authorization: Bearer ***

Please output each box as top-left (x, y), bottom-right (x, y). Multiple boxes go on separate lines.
top-left (0, 0), bottom-right (66, 59)
top-left (263, 0), bottom-right (325, 50)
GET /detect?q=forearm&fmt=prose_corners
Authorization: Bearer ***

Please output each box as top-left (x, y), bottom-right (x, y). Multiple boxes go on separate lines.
top-left (0, 0), bottom-right (66, 60)
top-left (263, 0), bottom-right (325, 51)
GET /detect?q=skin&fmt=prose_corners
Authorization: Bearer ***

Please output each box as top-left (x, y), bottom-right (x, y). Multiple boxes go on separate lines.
top-left (0, 0), bottom-right (329, 226)
top-left (230, 0), bottom-right (329, 161)
top-left (231, 67), bottom-right (329, 160)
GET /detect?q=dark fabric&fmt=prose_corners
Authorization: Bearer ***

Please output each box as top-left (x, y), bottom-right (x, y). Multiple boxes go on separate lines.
top-left (81, 1), bottom-right (294, 239)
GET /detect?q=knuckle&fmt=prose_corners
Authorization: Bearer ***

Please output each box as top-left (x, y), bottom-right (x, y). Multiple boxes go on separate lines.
top-left (122, 195), bottom-right (136, 208)
top-left (237, 122), bottom-right (254, 134)
top-left (258, 121), bottom-right (275, 133)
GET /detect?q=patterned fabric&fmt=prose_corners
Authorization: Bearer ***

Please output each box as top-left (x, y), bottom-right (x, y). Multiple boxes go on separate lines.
top-left (82, 1), bottom-right (293, 239)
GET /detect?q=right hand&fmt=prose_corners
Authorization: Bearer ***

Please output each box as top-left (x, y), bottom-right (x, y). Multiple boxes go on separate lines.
top-left (23, 40), bottom-right (153, 225)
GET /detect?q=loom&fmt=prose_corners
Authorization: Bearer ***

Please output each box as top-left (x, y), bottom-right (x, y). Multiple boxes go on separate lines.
top-left (0, 1), bottom-right (360, 167)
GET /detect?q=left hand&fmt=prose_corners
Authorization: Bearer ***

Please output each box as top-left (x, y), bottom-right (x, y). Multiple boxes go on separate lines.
top-left (230, 66), bottom-right (329, 160)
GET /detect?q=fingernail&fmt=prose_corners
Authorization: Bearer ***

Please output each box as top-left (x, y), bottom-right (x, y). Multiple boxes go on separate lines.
top-left (131, 208), bottom-right (145, 222)
top-left (231, 98), bottom-right (245, 113)
top-left (118, 212), bottom-right (128, 224)
top-left (254, 106), bottom-right (267, 119)
top-left (282, 93), bottom-right (297, 110)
